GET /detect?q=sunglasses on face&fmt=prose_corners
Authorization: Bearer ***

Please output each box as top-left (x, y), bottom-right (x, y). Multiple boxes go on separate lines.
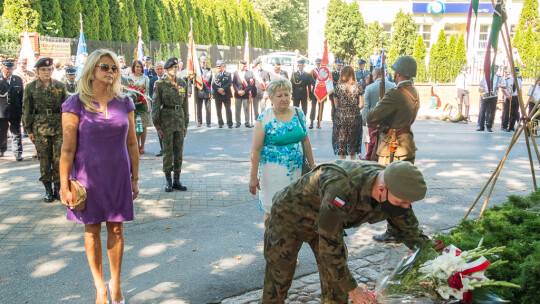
top-left (96, 63), bottom-right (119, 73)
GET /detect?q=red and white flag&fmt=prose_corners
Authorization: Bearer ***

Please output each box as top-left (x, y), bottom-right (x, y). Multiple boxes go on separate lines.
top-left (187, 19), bottom-right (203, 90)
top-left (314, 40), bottom-right (334, 102)
top-left (333, 197), bottom-right (346, 208)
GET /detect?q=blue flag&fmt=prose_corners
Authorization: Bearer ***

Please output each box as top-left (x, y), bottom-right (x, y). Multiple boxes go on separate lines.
top-left (75, 30), bottom-right (88, 80)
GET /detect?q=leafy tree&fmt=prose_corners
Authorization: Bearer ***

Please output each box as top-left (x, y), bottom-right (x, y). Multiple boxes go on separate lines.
top-left (59, 0), bottom-right (81, 38)
top-left (429, 29), bottom-right (448, 82)
top-left (146, 0), bottom-right (164, 41)
top-left (388, 9), bottom-right (416, 62)
top-left (521, 26), bottom-right (537, 78)
top-left (108, 0), bottom-right (127, 41)
top-left (124, 0), bottom-right (138, 42)
top-left (364, 22), bottom-right (385, 62)
top-left (2, 0), bottom-right (42, 34)
top-left (82, 0), bottom-right (100, 40)
top-left (413, 35), bottom-right (427, 82)
top-left (0, 0), bottom-right (4, 16)
top-left (455, 34), bottom-right (467, 64)
top-left (325, 0), bottom-right (365, 62)
top-left (517, 0), bottom-right (539, 31)
top-left (134, 0), bottom-right (149, 42)
top-left (97, 0), bottom-right (112, 41)
top-left (40, 0), bottom-right (63, 36)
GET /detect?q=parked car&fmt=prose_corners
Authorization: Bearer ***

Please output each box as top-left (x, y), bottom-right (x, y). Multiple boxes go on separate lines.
top-left (255, 52), bottom-right (314, 76)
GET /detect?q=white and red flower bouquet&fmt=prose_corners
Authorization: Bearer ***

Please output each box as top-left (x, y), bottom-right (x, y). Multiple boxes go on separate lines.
top-left (375, 239), bottom-right (520, 303)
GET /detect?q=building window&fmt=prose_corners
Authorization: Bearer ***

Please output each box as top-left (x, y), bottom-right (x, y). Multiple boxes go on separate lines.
top-left (383, 23), bottom-right (392, 39)
top-left (444, 24), bottom-right (461, 38)
top-left (510, 24), bottom-right (517, 38)
top-left (416, 24), bottom-right (432, 48)
top-left (478, 25), bottom-right (489, 49)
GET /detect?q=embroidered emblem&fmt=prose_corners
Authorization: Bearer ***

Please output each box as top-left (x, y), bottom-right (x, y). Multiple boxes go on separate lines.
top-left (333, 197), bottom-right (346, 208)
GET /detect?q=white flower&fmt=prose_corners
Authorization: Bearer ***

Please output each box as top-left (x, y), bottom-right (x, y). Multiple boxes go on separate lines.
top-left (420, 252), bottom-right (466, 279)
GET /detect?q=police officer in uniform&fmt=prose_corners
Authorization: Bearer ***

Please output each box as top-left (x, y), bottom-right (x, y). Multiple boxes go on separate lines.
top-left (152, 58), bottom-right (189, 192)
top-left (366, 55), bottom-right (420, 243)
top-left (328, 59), bottom-right (343, 121)
top-left (262, 160), bottom-right (430, 304)
top-left (23, 57), bottom-right (68, 202)
top-left (0, 59), bottom-right (24, 160)
top-left (144, 56), bottom-right (157, 79)
top-left (64, 66), bottom-right (77, 94)
top-left (191, 56), bottom-right (213, 127)
top-left (309, 58), bottom-right (324, 129)
top-left (355, 59), bottom-right (371, 92)
top-left (290, 59), bottom-right (311, 115)
top-left (212, 60), bottom-right (233, 128)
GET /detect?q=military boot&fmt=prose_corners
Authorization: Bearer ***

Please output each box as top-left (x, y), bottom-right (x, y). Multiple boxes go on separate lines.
top-left (164, 173), bottom-right (173, 192)
top-left (172, 173), bottom-right (188, 191)
top-left (53, 183), bottom-right (61, 201)
top-left (309, 120), bottom-right (314, 129)
top-left (372, 224), bottom-right (400, 243)
top-left (317, 121), bottom-right (321, 129)
top-left (43, 182), bottom-right (54, 203)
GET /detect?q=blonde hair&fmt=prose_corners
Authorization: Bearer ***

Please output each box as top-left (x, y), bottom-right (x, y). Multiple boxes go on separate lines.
top-left (266, 77), bottom-right (292, 98)
top-left (78, 49), bottom-right (124, 113)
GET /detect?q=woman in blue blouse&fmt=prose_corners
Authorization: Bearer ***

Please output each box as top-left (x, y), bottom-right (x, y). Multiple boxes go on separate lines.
top-left (249, 77), bottom-right (315, 222)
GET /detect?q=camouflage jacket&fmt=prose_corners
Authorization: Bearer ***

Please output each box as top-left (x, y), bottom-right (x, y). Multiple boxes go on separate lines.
top-left (269, 160), bottom-right (429, 292)
top-left (22, 78), bottom-right (67, 136)
top-left (152, 74), bottom-right (189, 132)
top-left (366, 80), bottom-right (419, 157)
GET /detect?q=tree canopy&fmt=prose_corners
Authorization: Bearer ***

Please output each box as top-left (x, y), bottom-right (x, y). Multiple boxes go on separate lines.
top-left (325, 0), bottom-right (366, 62)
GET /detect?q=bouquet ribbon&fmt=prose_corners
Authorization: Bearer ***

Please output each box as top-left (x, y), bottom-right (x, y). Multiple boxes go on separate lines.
top-left (444, 245), bottom-right (491, 276)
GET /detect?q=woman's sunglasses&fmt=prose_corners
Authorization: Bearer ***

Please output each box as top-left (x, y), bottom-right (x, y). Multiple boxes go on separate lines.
top-left (96, 63), bottom-right (119, 73)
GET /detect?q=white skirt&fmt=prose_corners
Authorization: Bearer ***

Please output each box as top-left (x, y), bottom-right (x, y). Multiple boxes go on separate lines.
top-left (258, 162), bottom-right (301, 213)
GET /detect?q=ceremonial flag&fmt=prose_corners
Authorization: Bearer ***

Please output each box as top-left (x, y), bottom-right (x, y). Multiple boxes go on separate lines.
top-left (75, 14), bottom-right (88, 80)
top-left (483, 0), bottom-right (507, 92)
top-left (136, 26), bottom-right (144, 62)
top-left (314, 40), bottom-right (334, 102)
top-left (19, 31), bottom-right (36, 71)
top-left (187, 19), bottom-right (203, 90)
top-left (466, 0), bottom-right (480, 50)
top-left (375, 49), bottom-right (389, 78)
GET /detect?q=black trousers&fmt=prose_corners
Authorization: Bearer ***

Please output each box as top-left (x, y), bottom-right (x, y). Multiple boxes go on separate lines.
top-left (309, 98), bottom-right (324, 122)
top-left (501, 97), bottom-right (510, 129)
top-left (292, 97), bottom-right (308, 115)
top-left (328, 93), bottom-right (337, 121)
top-left (215, 98), bottom-right (233, 127)
top-left (478, 96), bottom-right (497, 129)
top-left (196, 98), bottom-right (211, 125)
top-left (508, 96), bottom-right (520, 130)
top-left (0, 118), bottom-right (22, 156)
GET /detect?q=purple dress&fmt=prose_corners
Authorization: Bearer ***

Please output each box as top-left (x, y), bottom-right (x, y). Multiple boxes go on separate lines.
top-left (62, 94), bottom-right (135, 224)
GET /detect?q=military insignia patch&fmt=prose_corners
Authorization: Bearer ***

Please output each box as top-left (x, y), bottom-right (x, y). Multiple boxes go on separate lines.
top-left (333, 197), bottom-right (346, 208)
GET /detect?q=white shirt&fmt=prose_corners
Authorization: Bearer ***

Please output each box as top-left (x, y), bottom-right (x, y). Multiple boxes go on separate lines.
top-left (455, 73), bottom-right (470, 91)
top-left (528, 85), bottom-right (540, 103)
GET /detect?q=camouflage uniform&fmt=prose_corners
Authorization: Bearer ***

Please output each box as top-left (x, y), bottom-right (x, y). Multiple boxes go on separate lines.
top-left (263, 160), bottom-right (429, 303)
top-left (152, 74), bottom-right (189, 174)
top-left (365, 80), bottom-right (419, 166)
top-left (22, 78), bottom-right (67, 183)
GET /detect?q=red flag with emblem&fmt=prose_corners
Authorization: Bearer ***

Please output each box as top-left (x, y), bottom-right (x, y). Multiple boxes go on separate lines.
top-left (314, 40), bottom-right (334, 102)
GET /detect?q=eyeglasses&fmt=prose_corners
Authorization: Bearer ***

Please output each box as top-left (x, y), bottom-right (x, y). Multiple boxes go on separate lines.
top-left (96, 63), bottom-right (119, 73)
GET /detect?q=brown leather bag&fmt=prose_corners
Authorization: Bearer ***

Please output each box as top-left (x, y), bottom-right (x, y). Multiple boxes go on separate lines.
top-left (69, 179), bottom-right (87, 211)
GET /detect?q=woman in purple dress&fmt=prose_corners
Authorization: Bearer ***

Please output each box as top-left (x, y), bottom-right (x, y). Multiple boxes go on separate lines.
top-left (59, 49), bottom-right (139, 304)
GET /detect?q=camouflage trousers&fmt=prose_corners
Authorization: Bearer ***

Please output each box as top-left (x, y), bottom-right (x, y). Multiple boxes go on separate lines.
top-left (377, 153), bottom-right (415, 166)
top-left (262, 228), bottom-right (349, 304)
top-left (34, 133), bottom-right (62, 183)
top-left (162, 129), bottom-right (184, 174)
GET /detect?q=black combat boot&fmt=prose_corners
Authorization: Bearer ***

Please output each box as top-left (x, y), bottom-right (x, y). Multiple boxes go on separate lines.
top-left (43, 182), bottom-right (54, 203)
top-left (164, 173), bottom-right (173, 192)
top-left (317, 121), bottom-right (321, 129)
top-left (372, 224), bottom-right (401, 243)
top-left (53, 183), bottom-right (61, 201)
top-left (309, 120), bottom-right (314, 129)
top-left (172, 173), bottom-right (188, 191)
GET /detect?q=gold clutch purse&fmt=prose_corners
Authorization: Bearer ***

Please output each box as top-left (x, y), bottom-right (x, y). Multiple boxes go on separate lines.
top-left (70, 179), bottom-right (87, 211)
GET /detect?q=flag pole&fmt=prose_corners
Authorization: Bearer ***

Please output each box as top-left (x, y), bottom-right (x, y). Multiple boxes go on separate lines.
top-left (190, 18), bottom-right (197, 122)
top-left (79, 13), bottom-right (83, 31)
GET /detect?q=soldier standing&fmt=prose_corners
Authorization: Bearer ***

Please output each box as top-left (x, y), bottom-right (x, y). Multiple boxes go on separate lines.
top-left (212, 60), bottom-right (233, 128)
top-left (366, 55), bottom-right (420, 243)
top-left (143, 56), bottom-right (157, 79)
top-left (253, 59), bottom-right (271, 118)
top-left (290, 59), bottom-right (311, 115)
top-left (355, 59), bottom-right (371, 92)
top-left (64, 67), bottom-right (77, 94)
top-left (152, 58), bottom-right (189, 192)
top-left (23, 58), bottom-right (68, 202)
top-left (262, 160), bottom-right (430, 304)
top-left (309, 58), bottom-right (324, 129)
top-left (0, 59), bottom-right (24, 160)
top-left (191, 56), bottom-right (213, 127)
top-left (328, 59), bottom-right (343, 121)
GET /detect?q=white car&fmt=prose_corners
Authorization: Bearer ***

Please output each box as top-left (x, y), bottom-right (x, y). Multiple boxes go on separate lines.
top-left (256, 52), bottom-right (315, 77)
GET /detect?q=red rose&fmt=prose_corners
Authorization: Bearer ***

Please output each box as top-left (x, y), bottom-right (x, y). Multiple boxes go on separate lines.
top-left (461, 291), bottom-right (472, 303)
top-left (448, 273), bottom-right (463, 291)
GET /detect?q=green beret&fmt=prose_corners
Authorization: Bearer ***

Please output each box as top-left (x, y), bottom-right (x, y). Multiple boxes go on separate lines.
top-left (384, 161), bottom-right (427, 201)
top-left (164, 57), bottom-right (179, 69)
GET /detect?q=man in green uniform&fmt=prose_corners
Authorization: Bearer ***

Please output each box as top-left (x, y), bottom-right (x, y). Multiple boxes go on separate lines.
top-left (64, 66), bottom-right (77, 94)
top-left (262, 160), bottom-right (430, 304)
top-left (152, 57), bottom-right (189, 192)
top-left (23, 57), bottom-right (68, 202)
top-left (366, 55), bottom-right (420, 243)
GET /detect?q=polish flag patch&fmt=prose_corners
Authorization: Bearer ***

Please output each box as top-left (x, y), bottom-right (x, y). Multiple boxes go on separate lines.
top-left (333, 197), bottom-right (346, 208)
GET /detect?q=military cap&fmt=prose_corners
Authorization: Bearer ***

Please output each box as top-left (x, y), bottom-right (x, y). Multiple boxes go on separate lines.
top-left (2, 59), bottom-right (15, 69)
top-left (239, 59), bottom-right (247, 65)
top-left (515, 67), bottom-right (520, 73)
top-left (145, 56), bottom-right (152, 62)
top-left (358, 59), bottom-right (366, 65)
top-left (65, 67), bottom-right (77, 75)
top-left (178, 58), bottom-right (183, 63)
top-left (273, 61), bottom-right (281, 66)
top-left (253, 58), bottom-right (262, 65)
top-left (461, 66), bottom-right (467, 71)
top-left (504, 69), bottom-right (511, 74)
top-left (391, 55), bottom-right (417, 78)
top-left (200, 56), bottom-right (207, 62)
top-left (315, 58), bottom-right (322, 64)
top-left (71, 55), bottom-right (76, 62)
top-left (216, 60), bottom-right (225, 67)
top-left (493, 64), bottom-right (499, 69)
top-left (164, 57), bottom-right (179, 69)
top-left (18, 58), bottom-right (28, 64)
top-left (335, 59), bottom-right (343, 65)
top-left (118, 56), bottom-right (125, 61)
top-left (297, 59), bottom-right (305, 65)
top-left (34, 57), bottom-right (53, 68)
top-left (34, 51), bottom-right (40, 56)
top-left (384, 161), bottom-right (427, 201)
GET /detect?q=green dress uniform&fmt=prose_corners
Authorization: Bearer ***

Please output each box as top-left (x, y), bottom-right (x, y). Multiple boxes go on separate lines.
top-left (152, 68), bottom-right (189, 191)
top-left (365, 80), bottom-right (419, 166)
top-left (22, 58), bottom-right (68, 202)
top-left (263, 160), bottom-right (429, 303)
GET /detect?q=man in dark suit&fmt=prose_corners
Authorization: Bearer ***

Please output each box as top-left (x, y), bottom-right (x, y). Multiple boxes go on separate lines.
top-left (212, 60), bottom-right (233, 128)
top-left (149, 61), bottom-right (166, 156)
top-left (233, 60), bottom-right (255, 128)
top-left (328, 59), bottom-right (343, 121)
top-left (192, 56), bottom-right (213, 127)
top-left (252, 58), bottom-right (271, 119)
top-left (177, 59), bottom-right (188, 84)
top-left (309, 58), bottom-right (324, 129)
top-left (290, 59), bottom-right (311, 115)
top-left (0, 59), bottom-right (25, 160)
top-left (144, 56), bottom-right (157, 79)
